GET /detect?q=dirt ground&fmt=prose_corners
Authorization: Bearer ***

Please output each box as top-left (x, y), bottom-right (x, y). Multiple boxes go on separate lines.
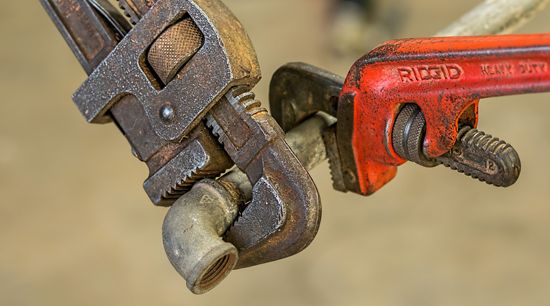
top-left (2, 0), bottom-right (550, 305)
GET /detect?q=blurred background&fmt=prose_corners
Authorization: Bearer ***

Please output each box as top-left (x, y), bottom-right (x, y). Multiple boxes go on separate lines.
top-left (2, 0), bottom-right (550, 305)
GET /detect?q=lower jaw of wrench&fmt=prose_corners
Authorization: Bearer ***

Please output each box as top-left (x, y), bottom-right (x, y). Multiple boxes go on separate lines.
top-left (206, 87), bottom-right (322, 269)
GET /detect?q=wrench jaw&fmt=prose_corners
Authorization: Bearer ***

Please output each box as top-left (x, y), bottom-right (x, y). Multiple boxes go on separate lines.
top-left (268, 54), bottom-right (536, 197)
top-left (226, 138), bottom-right (322, 269)
top-left (72, 0), bottom-right (261, 136)
top-left (142, 122), bottom-right (234, 206)
top-left (136, 1), bottom-right (321, 280)
top-left (269, 62), bottom-right (343, 132)
top-left (207, 87), bottom-right (322, 269)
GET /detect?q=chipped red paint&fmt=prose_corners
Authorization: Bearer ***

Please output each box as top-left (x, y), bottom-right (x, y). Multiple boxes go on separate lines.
top-left (339, 34), bottom-right (550, 195)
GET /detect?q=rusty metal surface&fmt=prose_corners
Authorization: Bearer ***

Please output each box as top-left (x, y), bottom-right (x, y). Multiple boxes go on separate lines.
top-left (435, 126), bottom-right (521, 187)
top-left (322, 124), bottom-right (346, 192)
top-left (269, 40), bottom-right (542, 195)
top-left (42, 0), bottom-right (323, 282)
top-left (38, 0), bottom-right (550, 297)
top-left (218, 113), bottom-right (335, 202)
top-left (206, 88), bottom-right (322, 269)
top-left (269, 62), bottom-right (343, 132)
top-left (268, 63), bottom-right (363, 194)
top-left (147, 16), bottom-right (204, 84)
top-left (116, 0), bottom-right (324, 272)
top-left (58, 0), bottom-right (261, 207)
top-left (110, 95), bottom-right (233, 206)
top-left (73, 0), bottom-right (261, 139)
top-left (142, 123), bottom-right (233, 206)
top-left (23, 0), bottom-right (550, 303)
top-left (334, 93), bottom-right (363, 194)
top-left (269, 9), bottom-right (550, 196)
top-left (40, 0), bottom-right (232, 207)
top-left (161, 113), bottom-right (332, 292)
top-left (117, 0), bottom-right (157, 24)
top-left (39, 0), bottom-right (130, 74)
top-left (160, 83), bottom-right (325, 287)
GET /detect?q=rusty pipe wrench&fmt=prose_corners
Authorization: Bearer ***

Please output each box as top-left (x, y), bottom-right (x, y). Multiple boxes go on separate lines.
top-left (271, 34), bottom-right (550, 194)
top-left (39, 0), bottom-right (320, 278)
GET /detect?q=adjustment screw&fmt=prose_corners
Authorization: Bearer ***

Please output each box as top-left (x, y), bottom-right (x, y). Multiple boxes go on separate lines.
top-left (159, 104), bottom-right (175, 124)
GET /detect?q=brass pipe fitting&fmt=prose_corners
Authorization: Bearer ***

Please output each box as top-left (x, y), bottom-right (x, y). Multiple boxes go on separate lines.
top-left (162, 179), bottom-right (241, 294)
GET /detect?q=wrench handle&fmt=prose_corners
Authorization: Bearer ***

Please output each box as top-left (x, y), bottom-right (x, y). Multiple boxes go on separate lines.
top-left (40, 0), bottom-right (127, 74)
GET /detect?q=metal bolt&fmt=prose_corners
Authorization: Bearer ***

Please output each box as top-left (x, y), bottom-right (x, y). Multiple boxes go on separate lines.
top-left (160, 104), bottom-right (175, 124)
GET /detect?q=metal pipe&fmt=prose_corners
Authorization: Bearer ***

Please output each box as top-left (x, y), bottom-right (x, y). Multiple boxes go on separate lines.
top-left (436, 0), bottom-right (549, 36)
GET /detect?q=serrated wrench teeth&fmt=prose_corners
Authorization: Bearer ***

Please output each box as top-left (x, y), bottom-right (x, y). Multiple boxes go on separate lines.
top-left (116, 0), bottom-right (156, 24)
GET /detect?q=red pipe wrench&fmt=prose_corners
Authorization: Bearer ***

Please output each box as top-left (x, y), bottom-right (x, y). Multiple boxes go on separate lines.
top-left (337, 34), bottom-right (550, 194)
top-left (272, 34), bottom-right (550, 195)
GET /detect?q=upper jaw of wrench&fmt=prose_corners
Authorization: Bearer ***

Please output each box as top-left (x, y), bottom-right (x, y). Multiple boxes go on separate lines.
top-left (73, 0), bottom-right (261, 140)
top-left (269, 62), bottom-right (343, 132)
top-left (59, 0), bottom-right (263, 205)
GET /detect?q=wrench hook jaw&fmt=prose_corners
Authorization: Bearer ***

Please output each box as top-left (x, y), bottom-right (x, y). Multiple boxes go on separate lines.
top-left (208, 87), bottom-right (322, 269)
top-left (226, 138), bottom-right (322, 269)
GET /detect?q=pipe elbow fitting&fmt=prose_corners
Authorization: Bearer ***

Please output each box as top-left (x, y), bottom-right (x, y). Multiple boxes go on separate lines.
top-left (162, 179), bottom-right (240, 294)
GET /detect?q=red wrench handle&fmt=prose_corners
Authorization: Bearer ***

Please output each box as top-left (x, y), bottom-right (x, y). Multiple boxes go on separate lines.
top-left (339, 34), bottom-right (550, 195)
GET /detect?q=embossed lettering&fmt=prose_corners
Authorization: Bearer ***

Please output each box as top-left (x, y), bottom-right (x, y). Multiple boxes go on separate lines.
top-left (398, 68), bottom-right (416, 82)
top-left (429, 66), bottom-right (443, 79)
top-left (481, 63), bottom-right (515, 76)
top-left (446, 65), bottom-right (462, 79)
top-left (200, 195), bottom-right (214, 204)
top-left (481, 62), bottom-right (548, 76)
top-left (519, 62), bottom-right (548, 74)
top-left (398, 64), bottom-right (462, 82)
top-left (418, 67), bottom-right (431, 80)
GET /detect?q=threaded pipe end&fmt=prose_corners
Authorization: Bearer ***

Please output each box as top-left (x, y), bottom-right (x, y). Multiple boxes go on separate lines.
top-left (198, 253), bottom-right (237, 292)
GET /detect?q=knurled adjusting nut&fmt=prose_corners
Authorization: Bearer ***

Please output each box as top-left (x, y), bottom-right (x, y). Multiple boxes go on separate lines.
top-left (148, 16), bottom-right (204, 85)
